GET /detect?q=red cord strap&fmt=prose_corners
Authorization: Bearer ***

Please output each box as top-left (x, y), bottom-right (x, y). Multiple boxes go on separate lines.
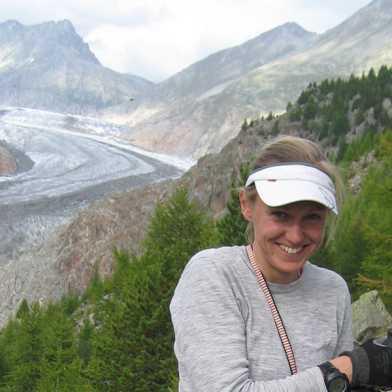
top-left (246, 244), bottom-right (298, 375)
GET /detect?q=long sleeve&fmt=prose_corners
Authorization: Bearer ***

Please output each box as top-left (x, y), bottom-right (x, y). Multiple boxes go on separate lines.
top-left (170, 251), bottom-right (328, 392)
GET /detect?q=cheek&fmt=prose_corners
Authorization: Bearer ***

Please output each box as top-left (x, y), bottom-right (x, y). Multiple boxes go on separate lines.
top-left (254, 221), bottom-right (282, 241)
top-left (307, 224), bottom-right (325, 244)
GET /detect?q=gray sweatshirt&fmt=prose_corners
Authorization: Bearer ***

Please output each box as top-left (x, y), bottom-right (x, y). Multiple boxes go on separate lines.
top-left (170, 246), bottom-right (353, 391)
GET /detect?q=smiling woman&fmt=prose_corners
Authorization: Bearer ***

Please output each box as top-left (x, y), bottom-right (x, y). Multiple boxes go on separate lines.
top-left (170, 135), bottom-right (392, 392)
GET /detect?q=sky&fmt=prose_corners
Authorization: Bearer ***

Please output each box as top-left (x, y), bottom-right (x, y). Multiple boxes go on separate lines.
top-left (1, 0), bottom-right (372, 82)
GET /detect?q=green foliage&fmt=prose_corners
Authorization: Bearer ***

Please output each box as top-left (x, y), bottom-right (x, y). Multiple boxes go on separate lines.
top-left (289, 106), bottom-right (302, 121)
top-left (79, 320), bottom-right (94, 366)
top-left (289, 66), bottom-right (392, 143)
top-left (271, 119), bottom-right (280, 136)
top-left (16, 299), bottom-right (30, 319)
top-left (87, 188), bottom-right (218, 391)
top-left (83, 264), bottom-right (105, 304)
top-left (303, 96), bottom-right (318, 120)
top-left (216, 164), bottom-right (250, 246)
top-left (241, 119), bottom-right (248, 131)
top-left (0, 302), bottom-right (91, 391)
top-left (339, 129), bottom-right (377, 164)
top-left (315, 130), bottom-right (392, 309)
top-left (355, 132), bottom-right (392, 308)
top-left (0, 188), bottom-right (218, 391)
top-left (355, 108), bottom-right (365, 125)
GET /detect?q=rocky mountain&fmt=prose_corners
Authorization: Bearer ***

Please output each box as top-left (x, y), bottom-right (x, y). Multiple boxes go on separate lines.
top-left (106, 22), bottom-right (317, 157)
top-left (0, 20), bottom-right (153, 114)
top-left (155, 22), bottom-right (317, 101)
top-left (107, 0), bottom-right (392, 159)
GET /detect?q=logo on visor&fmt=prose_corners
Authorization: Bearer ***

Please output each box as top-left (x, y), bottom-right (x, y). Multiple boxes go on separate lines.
top-left (317, 185), bottom-right (336, 209)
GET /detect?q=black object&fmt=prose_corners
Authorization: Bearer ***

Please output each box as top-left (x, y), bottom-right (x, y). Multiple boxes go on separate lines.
top-left (342, 327), bottom-right (392, 388)
top-left (373, 328), bottom-right (392, 348)
top-left (319, 361), bottom-right (351, 392)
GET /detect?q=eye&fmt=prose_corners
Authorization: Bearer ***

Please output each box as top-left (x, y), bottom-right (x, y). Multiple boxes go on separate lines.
top-left (271, 211), bottom-right (289, 221)
top-left (305, 213), bottom-right (323, 222)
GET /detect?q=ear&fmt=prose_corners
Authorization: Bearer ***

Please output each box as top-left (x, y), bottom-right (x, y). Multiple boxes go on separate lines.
top-left (239, 190), bottom-right (253, 222)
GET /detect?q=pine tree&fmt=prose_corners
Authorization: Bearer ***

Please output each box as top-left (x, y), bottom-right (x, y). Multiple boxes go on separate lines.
top-left (271, 119), bottom-right (280, 136)
top-left (35, 304), bottom-right (90, 391)
top-left (88, 188), bottom-right (218, 391)
top-left (4, 304), bottom-right (43, 391)
top-left (217, 164), bottom-right (250, 246)
top-left (303, 96), bottom-right (318, 120)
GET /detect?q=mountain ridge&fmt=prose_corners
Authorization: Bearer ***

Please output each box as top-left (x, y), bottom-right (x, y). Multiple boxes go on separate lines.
top-left (0, 19), bottom-right (154, 114)
top-left (107, 0), bottom-right (392, 159)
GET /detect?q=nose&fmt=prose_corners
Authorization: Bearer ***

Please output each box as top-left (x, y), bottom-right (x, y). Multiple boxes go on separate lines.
top-left (285, 223), bottom-right (305, 245)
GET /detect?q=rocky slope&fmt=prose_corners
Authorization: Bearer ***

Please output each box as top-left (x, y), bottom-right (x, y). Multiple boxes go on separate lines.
top-left (0, 180), bottom-right (176, 326)
top-left (0, 20), bottom-right (153, 114)
top-left (108, 0), bottom-right (392, 159)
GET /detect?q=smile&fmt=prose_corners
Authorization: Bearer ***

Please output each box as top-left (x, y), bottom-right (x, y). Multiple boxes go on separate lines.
top-left (279, 245), bottom-right (303, 254)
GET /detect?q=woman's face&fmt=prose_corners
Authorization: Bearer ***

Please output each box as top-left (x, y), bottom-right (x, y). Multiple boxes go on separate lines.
top-left (240, 192), bottom-right (328, 283)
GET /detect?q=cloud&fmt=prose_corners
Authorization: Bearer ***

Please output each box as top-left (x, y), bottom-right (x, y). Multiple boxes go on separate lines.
top-left (1, 0), bottom-right (371, 81)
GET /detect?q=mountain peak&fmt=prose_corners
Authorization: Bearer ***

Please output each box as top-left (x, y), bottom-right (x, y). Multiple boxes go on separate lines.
top-left (278, 22), bottom-right (312, 33)
top-left (252, 21), bottom-right (315, 44)
top-left (34, 19), bottom-right (78, 36)
top-left (52, 19), bottom-right (77, 34)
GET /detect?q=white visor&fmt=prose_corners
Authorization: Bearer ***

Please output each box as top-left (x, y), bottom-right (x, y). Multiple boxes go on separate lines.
top-left (245, 163), bottom-right (338, 214)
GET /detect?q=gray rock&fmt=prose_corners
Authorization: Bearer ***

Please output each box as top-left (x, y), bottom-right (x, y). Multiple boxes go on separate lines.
top-left (352, 290), bottom-right (392, 344)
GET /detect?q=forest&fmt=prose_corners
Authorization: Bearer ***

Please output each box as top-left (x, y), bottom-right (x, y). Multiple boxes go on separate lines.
top-left (0, 67), bottom-right (392, 391)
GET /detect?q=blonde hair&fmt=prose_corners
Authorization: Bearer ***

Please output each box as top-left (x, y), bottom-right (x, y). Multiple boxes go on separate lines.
top-left (243, 135), bottom-right (344, 247)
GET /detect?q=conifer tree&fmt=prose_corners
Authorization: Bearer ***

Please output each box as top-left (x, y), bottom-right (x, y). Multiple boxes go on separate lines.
top-left (271, 119), bottom-right (280, 135)
top-left (35, 304), bottom-right (90, 391)
top-left (217, 164), bottom-right (250, 246)
top-left (88, 188), bottom-right (218, 391)
top-left (4, 304), bottom-right (43, 391)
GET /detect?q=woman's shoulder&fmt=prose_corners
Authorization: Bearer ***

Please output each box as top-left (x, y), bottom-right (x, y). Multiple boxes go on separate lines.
top-left (171, 246), bottom-right (248, 308)
top-left (186, 245), bottom-right (246, 270)
top-left (306, 262), bottom-right (349, 292)
top-left (177, 245), bottom-right (248, 284)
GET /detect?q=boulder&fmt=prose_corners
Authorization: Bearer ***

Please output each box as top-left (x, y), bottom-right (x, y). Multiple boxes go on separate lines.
top-left (352, 290), bottom-right (392, 344)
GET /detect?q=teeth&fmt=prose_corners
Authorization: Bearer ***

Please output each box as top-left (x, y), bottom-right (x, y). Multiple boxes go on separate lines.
top-left (280, 245), bottom-right (302, 254)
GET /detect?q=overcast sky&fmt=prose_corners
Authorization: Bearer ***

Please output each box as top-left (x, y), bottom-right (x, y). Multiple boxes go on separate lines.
top-left (1, 0), bottom-right (372, 82)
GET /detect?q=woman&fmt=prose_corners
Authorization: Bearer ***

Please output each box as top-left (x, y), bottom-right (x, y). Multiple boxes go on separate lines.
top-left (170, 135), bottom-right (392, 391)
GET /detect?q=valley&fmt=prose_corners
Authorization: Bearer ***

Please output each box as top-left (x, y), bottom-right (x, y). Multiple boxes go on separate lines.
top-left (0, 107), bottom-right (185, 265)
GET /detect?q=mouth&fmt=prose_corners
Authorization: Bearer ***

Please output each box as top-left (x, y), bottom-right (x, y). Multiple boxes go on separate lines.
top-left (279, 244), bottom-right (307, 255)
